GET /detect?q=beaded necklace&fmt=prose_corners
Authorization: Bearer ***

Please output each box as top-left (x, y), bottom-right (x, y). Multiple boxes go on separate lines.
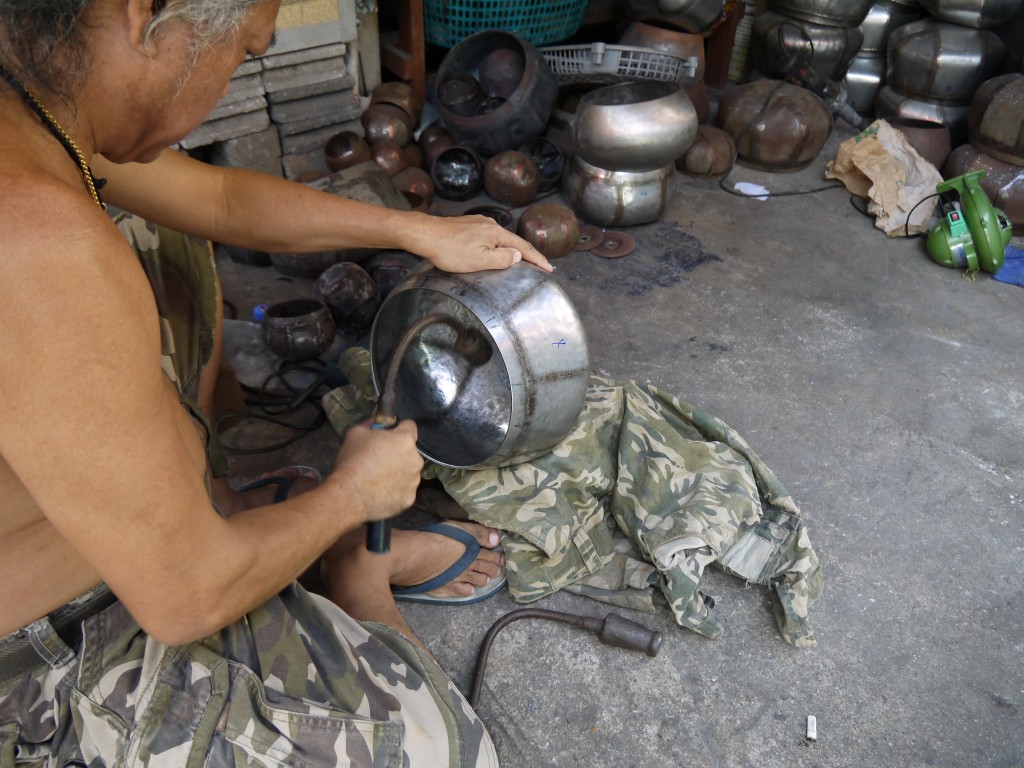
top-left (0, 63), bottom-right (106, 210)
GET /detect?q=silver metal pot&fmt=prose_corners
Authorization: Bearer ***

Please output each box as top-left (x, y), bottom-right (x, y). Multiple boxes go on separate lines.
top-left (562, 155), bottom-right (674, 227)
top-left (887, 19), bottom-right (1007, 104)
top-left (370, 262), bottom-right (589, 469)
top-left (621, 0), bottom-right (728, 35)
top-left (573, 81), bottom-right (699, 172)
top-left (749, 11), bottom-right (865, 81)
top-left (844, 52), bottom-right (886, 114)
top-left (874, 84), bottom-right (972, 144)
top-left (768, 0), bottom-right (876, 26)
top-left (860, 0), bottom-right (924, 52)
top-left (917, 0), bottom-right (1024, 28)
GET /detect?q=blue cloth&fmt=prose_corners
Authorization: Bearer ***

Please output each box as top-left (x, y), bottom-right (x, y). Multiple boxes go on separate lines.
top-left (993, 245), bottom-right (1024, 287)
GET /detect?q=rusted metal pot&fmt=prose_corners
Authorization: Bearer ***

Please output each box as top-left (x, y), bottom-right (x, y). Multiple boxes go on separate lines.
top-left (945, 144), bottom-right (1024, 233)
top-left (917, 0), bottom-right (1024, 28)
top-left (431, 145), bottom-right (485, 201)
top-left (768, 0), bottom-right (875, 26)
top-left (261, 299), bottom-right (335, 362)
top-left (324, 131), bottom-right (372, 173)
top-left (716, 80), bottom-right (834, 172)
top-left (887, 19), bottom-right (1007, 104)
top-left (968, 73), bottom-right (1024, 166)
top-left (675, 124), bottom-right (737, 176)
top-left (750, 11), bottom-right (864, 81)
top-left (436, 31), bottom-right (558, 156)
top-left (484, 150), bottom-right (541, 208)
top-left (515, 202), bottom-right (580, 259)
top-left (562, 154), bottom-right (674, 227)
top-left (573, 81), bottom-right (699, 172)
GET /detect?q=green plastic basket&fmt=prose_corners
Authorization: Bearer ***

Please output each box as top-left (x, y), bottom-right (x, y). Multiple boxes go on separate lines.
top-left (423, 0), bottom-right (588, 49)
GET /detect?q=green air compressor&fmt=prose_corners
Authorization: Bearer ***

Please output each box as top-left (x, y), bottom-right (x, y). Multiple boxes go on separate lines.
top-left (926, 170), bottom-right (1013, 274)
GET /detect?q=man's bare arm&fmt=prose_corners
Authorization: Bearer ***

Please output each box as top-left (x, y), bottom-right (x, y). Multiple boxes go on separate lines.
top-left (92, 150), bottom-right (553, 273)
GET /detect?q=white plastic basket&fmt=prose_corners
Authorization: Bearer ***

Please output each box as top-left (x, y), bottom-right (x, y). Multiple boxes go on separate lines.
top-left (540, 43), bottom-right (699, 85)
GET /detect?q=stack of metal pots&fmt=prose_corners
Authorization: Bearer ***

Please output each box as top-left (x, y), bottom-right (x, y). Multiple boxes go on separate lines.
top-left (562, 80), bottom-right (699, 227)
top-left (944, 71), bottom-right (1024, 233)
top-left (620, 0), bottom-right (729, 35)
top-left (844, 0), bottom-right (924, 116)
top-left (873, 0), bottom-right (1017, 145)
top-left (747, 0), bottom-right (875, 83)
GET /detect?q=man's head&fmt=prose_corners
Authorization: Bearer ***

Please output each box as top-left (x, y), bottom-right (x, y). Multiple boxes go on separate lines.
top-left (0, 0), bottom-right (271, 101)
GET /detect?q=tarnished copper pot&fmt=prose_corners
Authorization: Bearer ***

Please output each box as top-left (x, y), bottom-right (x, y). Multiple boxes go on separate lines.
top-left (716, 80), bottom-right (834, 172)
top-left (313, 262), bottom-right (381, 333)
top-left (324, 131), bottom-right (372, 173)
top-left (675, 125), bottom-right (737, 176)
top-left (515, 203), bottom-right (580, 259)
top-left (968, 73), bottom-right (1024, 166)
top-left (484, 151), bottom-right (541, 208)
top-left (438, 74), bottom-right (485, 117)
top-left (361, 103), bottom-right (414, 146)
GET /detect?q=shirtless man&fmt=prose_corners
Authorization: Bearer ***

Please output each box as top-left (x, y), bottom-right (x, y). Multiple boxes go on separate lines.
top-left (0, 1), bottom-right (549, 764)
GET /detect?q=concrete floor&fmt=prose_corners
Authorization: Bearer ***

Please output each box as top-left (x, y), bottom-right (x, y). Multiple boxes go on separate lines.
top-left (216, 121), bottom-right (1024, 768)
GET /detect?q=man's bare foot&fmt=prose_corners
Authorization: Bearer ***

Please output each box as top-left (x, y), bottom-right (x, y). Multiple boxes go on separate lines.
top-left (390, 522), bottom-right (505, 599)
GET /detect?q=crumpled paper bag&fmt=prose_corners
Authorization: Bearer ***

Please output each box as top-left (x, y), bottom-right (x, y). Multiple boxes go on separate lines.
top-left (826, 119), bottom-right (943, 237)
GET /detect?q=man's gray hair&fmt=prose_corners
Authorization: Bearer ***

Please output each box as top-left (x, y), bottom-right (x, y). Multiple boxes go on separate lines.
top-left (0, 0), bottom-right (268, 99)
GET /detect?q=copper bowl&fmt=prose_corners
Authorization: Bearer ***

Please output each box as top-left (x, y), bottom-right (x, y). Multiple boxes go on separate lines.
top-left (478, 47), bottom-right (526, 99)
top-left (419, 124), bottom-right (456, 169)
top-left (371, 139), bottom-right (411, 176)
top-left (261, 299), bottom-right (336, 361)
top-left (370, 81), bottom-right (423, 124)
top-left (619, 21), bottom-right (706, 82)
top-left (516, 202), bottom-right (580, 259)
top-left (361, 103), bottom-right (414, 146)
top-left (520, 136), bottom-right (565, 194)
top-left (393, 166), bottom-right (436, 208)
top-left (484, 150), bottom-right (540, 207)
top-left (313, 262), bottom-right (381, 333)
top-left (968, 73), bottom-right (1024, 166)
top-left (324, 131), bottom-right (372, 173)
top-left (676, 125), bottom-right (737, 176)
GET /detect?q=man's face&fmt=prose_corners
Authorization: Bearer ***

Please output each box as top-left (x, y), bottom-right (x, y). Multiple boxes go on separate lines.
top-left (119, 0), bottom-right (282, 162)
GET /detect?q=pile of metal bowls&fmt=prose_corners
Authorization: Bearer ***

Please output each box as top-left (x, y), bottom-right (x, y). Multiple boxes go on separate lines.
top-left (945, 71), bottom-right (1024, 234)
top-left (562, 80), bottom-right (698, 226)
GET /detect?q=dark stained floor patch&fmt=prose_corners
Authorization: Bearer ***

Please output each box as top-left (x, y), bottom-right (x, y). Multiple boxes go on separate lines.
top-left (566, 220), bottom-right (720, 296)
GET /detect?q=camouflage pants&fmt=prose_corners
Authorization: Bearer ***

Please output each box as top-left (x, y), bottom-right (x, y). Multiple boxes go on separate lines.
top-left (0, 583), bottom-right (497, 767)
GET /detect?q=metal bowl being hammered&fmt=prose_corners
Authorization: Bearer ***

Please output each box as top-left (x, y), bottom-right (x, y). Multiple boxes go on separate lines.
top-left (370, 262), bottom-right (589, 469)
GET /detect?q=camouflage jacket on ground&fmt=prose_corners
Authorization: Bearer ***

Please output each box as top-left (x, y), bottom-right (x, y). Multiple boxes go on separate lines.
top-left (323, 348), bottom-right (823, 647)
